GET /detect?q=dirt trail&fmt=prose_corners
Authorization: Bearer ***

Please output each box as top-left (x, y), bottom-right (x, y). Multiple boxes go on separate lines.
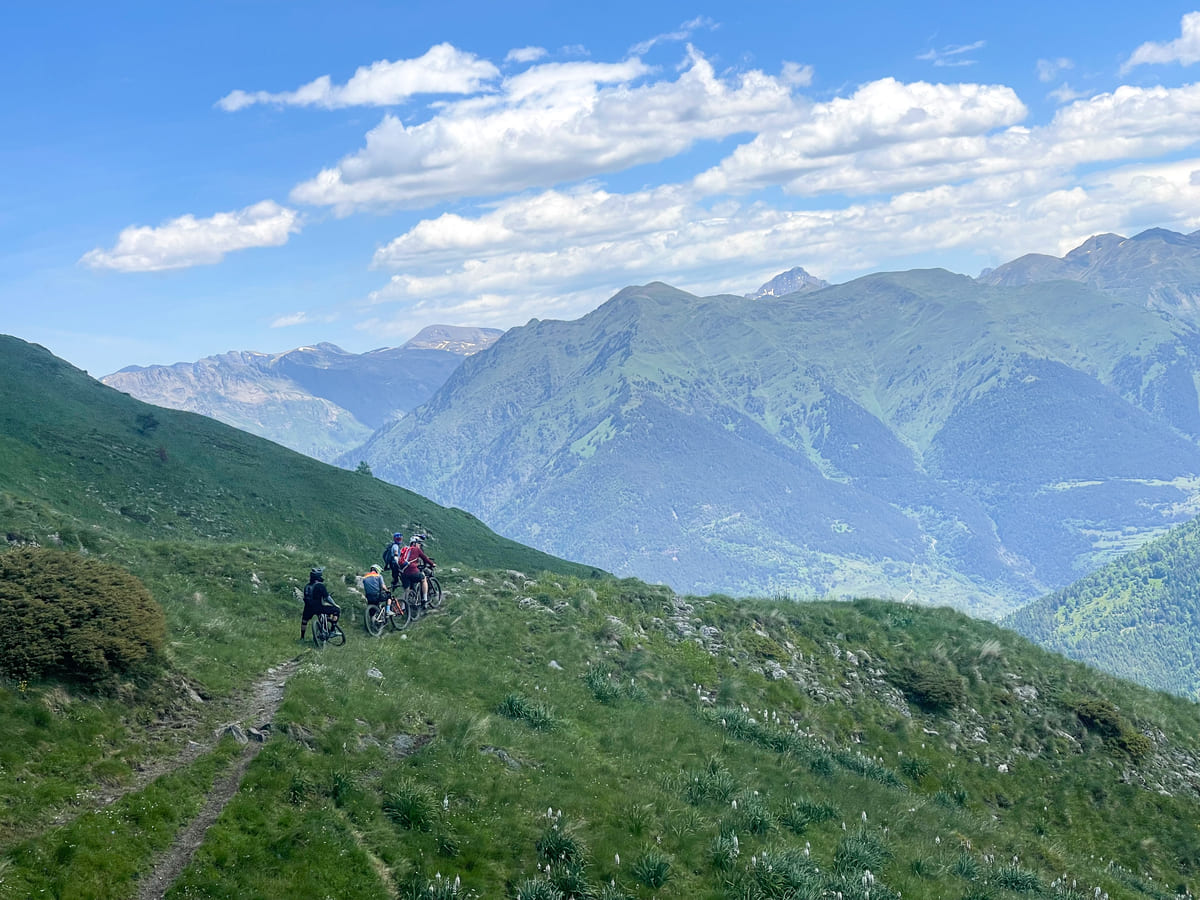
top-left (130, 659), bottom-right (298, 900)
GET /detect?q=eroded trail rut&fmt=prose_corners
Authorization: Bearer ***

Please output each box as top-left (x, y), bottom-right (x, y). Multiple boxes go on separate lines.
top-left (133, 659), bottom-right (298, 900)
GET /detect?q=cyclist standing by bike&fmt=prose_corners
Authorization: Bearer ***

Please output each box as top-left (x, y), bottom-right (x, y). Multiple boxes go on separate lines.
top-left (399, 534), bottom-right (435, 606)
top-left (383, 532), bottom-right (405, 589)
top-left (300, 566), bottom-right (340, 641)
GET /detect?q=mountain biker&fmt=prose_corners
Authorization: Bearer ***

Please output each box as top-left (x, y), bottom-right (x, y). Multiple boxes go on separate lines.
top-left (399, 534), bottom-right (435, 605)
top-left (300, 566), bottom-right (340, 641)
top-left (362, 563), bottom-right (400, 617)
top-left (382, 532), bottom-right (405, 589)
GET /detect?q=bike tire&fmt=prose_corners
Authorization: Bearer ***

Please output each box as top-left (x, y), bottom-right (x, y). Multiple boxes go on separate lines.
top-left (312, 617), bottom-right (327, 649)
top-left (425, 575), bottom-right (443, 611)
top-left (405, 586), bottom-right (422, 620)
top-left (366, 604), bottom-right (385, 637)
top-left (328, 623), bottom-right (346, 646)
top-left (387, 596), bottom-right (412, 631)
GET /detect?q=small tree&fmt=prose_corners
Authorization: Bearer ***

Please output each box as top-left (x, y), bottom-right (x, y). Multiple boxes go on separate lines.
top-left (355, 460), bottom-right (373, 476)
top-left (0, 547), bottom-right (166, 687)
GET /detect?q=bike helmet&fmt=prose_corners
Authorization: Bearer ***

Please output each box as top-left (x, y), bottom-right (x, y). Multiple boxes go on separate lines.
top-left (369, 564), bottom-right (380, 573)
top-left (393, 532), bottom-right (403, 541)
top-left (310, 566), bottom-right (324, 579)
top-left (410, 533), bottom-right (427, 544)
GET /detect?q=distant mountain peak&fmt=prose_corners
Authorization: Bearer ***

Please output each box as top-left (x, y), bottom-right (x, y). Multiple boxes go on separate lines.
top-left (403, 325), bottom-right (505, 356)
top-left (747, 266), bottom-right (828, 299)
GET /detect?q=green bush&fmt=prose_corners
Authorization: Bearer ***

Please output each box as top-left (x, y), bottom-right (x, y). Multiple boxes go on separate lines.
top-left (888, 660), bottom-right (966, 710)
top-left (0, 547), bottom-right (165, 685)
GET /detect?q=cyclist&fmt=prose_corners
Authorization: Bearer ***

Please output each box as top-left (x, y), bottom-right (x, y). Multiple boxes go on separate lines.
top-left (382, 532), bottom-right (405, 589)
top-left (362, 563), bottom-right (399, 618)
top-left (399, 534), bottom-right (436, 605)
top-left (300, 566), bottom-right (340, 641)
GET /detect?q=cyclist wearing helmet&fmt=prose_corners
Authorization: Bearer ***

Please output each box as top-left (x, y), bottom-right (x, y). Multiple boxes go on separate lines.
top-left (361, 564), bottom-right (387, 605)
top-left (399, 534), bottom-right (435, 605)
top-left (300, 566), bottom-right (340, 641)
top-left (382, 532), bottom-right (405, 589)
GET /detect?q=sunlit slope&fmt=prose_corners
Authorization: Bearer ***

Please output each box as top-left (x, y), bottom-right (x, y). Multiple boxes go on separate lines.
top-left (357, 272), bottom-right (1200, 613)
top-left (0, 334), bottom-right (593, 578)
top-left (1007, 514), bottom-right (1200, 699)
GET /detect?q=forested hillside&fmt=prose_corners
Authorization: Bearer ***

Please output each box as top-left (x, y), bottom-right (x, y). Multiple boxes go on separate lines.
top-left (1006, 515), bottom-right (1200, 698)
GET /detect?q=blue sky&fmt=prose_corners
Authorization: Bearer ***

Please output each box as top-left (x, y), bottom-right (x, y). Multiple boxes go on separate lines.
top-left (5, 1), bottom-right (1200, 376)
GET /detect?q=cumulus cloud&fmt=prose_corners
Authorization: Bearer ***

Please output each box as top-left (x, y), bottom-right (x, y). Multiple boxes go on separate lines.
top-left (694, 78), bottom-right (1028, 196)
top-left (359, 73), bottom-right (1200, 329)
top-left (917, 40), bottom-right (985, 67)
top-left (217, 43), bottom-right (499, 110)
top-left (694, 81), bottom-right (1200, 199)
top-left (1123, 11), bottom-right (1200, 72)
top-left (359, 155), bottom-right (1200, 335)
top-left (291, 48), bottom-right (800, 214)
top-left (81, 201), bottom-right (299, 272)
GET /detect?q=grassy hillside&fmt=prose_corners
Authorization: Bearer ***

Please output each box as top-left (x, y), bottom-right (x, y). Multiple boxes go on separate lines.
top-left (3, 334), bottom-right (1200, 899)
top-left (1006, 515), bottom-right (1200, 699)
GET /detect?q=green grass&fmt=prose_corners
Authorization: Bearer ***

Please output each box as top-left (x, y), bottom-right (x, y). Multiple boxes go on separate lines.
top-left (4, 335), bottom-right (1200, 898)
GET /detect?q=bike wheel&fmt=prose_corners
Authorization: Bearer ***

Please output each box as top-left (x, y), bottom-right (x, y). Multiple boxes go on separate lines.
top-left (425, 575), bottom-right (443, 611)
top-left (365, 604), bottom-right (385, 637)
top-left (328, 623), bottom-right (346, 646)
top-left (387, 596), bottom-right (411, 631)
top-left (405, 586), bottom-right (422, 620)
top-left (312, 617), bottom-right (327, 649)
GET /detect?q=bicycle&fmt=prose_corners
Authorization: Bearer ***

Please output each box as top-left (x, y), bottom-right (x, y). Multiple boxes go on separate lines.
top-left (312, 611), bottom-right (346, 648)
top-left (365, 589), bottom-right (411, 636)
top-left (404, 563), bottom-right (442, 620)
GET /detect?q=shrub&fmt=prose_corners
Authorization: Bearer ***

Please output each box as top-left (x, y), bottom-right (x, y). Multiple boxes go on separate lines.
top-left (888, 660), bottom-right (966, 711)
top-left (0, 547), bottom-right (165, 685)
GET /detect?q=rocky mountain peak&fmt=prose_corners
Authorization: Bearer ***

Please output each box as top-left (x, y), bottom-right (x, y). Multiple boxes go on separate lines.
top-left (747, 266), bottom-right (829, 299)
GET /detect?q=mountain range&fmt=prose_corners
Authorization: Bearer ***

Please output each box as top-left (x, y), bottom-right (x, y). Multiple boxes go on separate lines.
top-left (4, 332), bottom-right (1200, 898)
top-left (352, 229), bottom-right (1200, 615)
top-left (101, 325), bottom-right (502, 462)
top-left (98, 228), bottom-right (1200, 617)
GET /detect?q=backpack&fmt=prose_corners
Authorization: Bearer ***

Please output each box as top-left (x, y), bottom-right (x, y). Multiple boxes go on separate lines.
top-left (303, 583), bottom-right (314, 604)
top-left (383, 543), bottom-right (397, 568)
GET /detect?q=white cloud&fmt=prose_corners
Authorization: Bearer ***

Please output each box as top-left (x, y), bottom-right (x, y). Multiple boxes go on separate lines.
top-left (781, 61), bottom-right (814, 87)
top-left (291, 48), bottom-right (799, 214)
top-left (694, 78), bottom-right (1027, 196)
top-left (916, 40), bottom-right (985, 68)
top-left (359, 155), bottom-right (1200, 335)
top-left (217, 43), bottom-right (499, 111)
top-left (630, 15), bottom-right (718, 55)
top-left (81, 201), bottom-right (299, 272)
top-left (1036, 57), bottom-right (1073, 82)
top-left (1048, 83), bottom-right (1088, 104)
top-left (506, 46), bottom-right (547, 64)
top-left (1123, 11), bottom-right (1200, 72)
top-left (271, 311), bottom-right (310, 328)
top-left (694, 81), bottom-right (1200, 199)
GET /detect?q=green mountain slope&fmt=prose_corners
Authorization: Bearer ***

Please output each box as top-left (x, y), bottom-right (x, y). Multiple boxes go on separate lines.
top-left (3, 336), bottom-right (1200, 898)
top-left (1005, 514), bottom-right (1200, 699)
top-left (355, 270), bottom-right (1200, 615)
top-left (0, 334), bottom-right (590, 581)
